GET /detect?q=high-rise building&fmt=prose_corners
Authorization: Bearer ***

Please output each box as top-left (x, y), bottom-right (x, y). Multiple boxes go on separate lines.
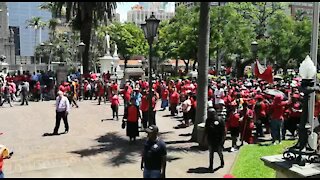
top-left (175, 2), bottom-right (227, 11)
top-left (139, 2), bottom-right (169, 11)
top-left (0, 2), bottom-right (15, 65)
top-left (7, 2), bottom-right (51, 57)
top-left (127, 4), bottom-right (174, 25)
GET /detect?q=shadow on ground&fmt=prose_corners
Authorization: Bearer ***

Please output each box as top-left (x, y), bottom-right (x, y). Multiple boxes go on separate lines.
top-left (69, 131), bottom-right (187, 167)
top-left (187, 166), bottom-right (222, 174)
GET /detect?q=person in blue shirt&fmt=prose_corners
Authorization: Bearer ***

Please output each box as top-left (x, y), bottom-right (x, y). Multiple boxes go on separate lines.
top-left (132, 88), bottom-right (142, 107)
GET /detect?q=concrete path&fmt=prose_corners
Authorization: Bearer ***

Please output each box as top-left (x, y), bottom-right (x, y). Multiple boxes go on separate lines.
top-left (0, 99), bottom-right (238, 178)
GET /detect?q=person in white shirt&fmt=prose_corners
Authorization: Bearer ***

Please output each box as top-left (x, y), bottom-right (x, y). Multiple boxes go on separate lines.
top-left (214, 84), bottom-right (225, 107)
top-left (53, 91), bottom-right (70, 135)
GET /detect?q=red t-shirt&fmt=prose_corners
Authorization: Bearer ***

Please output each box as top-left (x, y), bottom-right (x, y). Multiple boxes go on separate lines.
top-left (228, 112), bottom-right (240, 128)
top-left (289, 102), bottom-right (302, 118)
top-left (0, 157), bottom-right (3, 171)
top-left (161, 89), bottom-right (169, 100)
top-left (127, 105), bottom-right (139, 122)
top-left (112, 84), bottom-right (118, 91)
top-left (208, 88), bottom-right (213, 98)
top-left (270, 101), bottom-right (288, 120)
top-left (111, 95), bottom-right (120, 106)
top-left (124, 90), bottom-right (131, 102)
top-left (170, 92), bottom-right (180, 104)
top-left (140, 95), bottom-right (149, 112)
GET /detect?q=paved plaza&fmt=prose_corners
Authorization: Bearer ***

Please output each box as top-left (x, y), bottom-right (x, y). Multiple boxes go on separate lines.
top-left (0, 99), bottom-right (237, 178)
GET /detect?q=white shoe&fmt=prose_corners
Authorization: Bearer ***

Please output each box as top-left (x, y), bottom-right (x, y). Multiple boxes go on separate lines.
top-left (230, 147), bottom-right (235, 152)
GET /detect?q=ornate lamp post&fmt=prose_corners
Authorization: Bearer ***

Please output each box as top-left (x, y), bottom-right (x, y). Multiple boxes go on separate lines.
top-left (48, 43), bottom-right (53, 71)
top-left (251, 41), bottom-right (258, 60)
top-left (141, 12), bottom-right (160, 126)
top-left (283, 55), bottom-right (320, 166)
top-left (78, 41), bottom-right (85, 100)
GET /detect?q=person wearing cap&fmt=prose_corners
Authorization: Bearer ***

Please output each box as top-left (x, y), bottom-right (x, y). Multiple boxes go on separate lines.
top-left (20, 81), bottom-right (29, 106)
top-left (0, 144), bottom-right (13, 178)
top-left (169, 87), bottom-right (180, 116)
top-left (111, 91), bottom-right (120, 121)
top-left (140, 90), bottom-right (149, 129)
top-left (132, 88), bottom-right (142, 107)
top-left (124, 98), bottom-right (140, 142)
top-left (203, 108), bottom-right (225, 172)
top-left (181, 94), bottom-right (192, 127)
top-left (53, 90), bottom-right (70, 135)
top-left (141, 125), bottom-right (167, 178)
top-left (227, 101), bottom-right (240, 152)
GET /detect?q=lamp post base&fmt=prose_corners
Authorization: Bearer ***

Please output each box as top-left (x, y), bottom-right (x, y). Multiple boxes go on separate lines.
top-left (283, 147), bottom-right (320, 165)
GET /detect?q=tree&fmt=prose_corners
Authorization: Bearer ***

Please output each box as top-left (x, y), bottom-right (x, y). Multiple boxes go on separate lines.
top-left (191, 2), bottom-right (210, 142)
top-left (53, 2), bottom-right (117, 74)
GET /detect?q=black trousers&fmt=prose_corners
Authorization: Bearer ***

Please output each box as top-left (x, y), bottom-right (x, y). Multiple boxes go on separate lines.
top-left (142, 111), bottom-right (148, 128)
top-left (53, 111), bottom-right (69, 133)
top-left (111, 104), bottom-right (119, 119)
top-left (21, 94), bottom-right (28, 105)
top-left (149, 111), bottom-right (156, 126)
top-left (208, 145), bottom-right (224, 169)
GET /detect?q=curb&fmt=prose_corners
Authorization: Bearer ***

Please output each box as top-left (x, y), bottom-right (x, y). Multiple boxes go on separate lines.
top-left (228, 145), bottom-right (243, 175)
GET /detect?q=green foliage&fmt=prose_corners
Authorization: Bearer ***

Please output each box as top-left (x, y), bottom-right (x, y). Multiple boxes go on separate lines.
top-left (232, 140), bottom-right (296, 178)
top-left (98, 22), bottom-right (148, 59)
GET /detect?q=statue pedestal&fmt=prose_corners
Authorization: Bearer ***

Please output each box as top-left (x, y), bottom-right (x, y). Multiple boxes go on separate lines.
top-left (99, 54), bottom-right (114, 74)
top-left (261, 154), bottom-right (320, 178)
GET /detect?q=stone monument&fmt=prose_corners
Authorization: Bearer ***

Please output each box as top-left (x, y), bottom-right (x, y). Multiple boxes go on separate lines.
top-left (0, 2), bottom-right (15, 66)
top-left (99, 34), bottom-right (114, 74)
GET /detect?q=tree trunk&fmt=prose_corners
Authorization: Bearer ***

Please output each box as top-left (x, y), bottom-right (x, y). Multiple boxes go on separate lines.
top-left (80, 12), bottom-right (93, 74)
top-left (191, 2), bottom-right (210, 142)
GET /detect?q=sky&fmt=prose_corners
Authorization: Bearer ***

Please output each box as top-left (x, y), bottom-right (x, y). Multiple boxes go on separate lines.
top-left (116, 2), bottom-right (175, 22)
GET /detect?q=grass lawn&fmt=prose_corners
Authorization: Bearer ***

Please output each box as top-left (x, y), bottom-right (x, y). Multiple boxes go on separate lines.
top-left (231, 140), bottom-right (297, 178)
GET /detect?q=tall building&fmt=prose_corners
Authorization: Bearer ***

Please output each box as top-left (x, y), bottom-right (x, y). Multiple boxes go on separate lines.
top-left (139, 2), bottom-right (169, 11)
top-left (175, 2), bottom-right (227, 10)
top-left (127, 4), bottom-right (174, 25)
top-left (0, 2), bottom-right (15, 65)
top-left (7, 2), bottom-right (51, 58)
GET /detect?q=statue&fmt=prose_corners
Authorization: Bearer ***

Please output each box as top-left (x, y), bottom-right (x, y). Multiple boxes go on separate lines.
top-left (113, 43), bottom-right (118, 57)
top-left (104, 33), bottom-right (111, 56)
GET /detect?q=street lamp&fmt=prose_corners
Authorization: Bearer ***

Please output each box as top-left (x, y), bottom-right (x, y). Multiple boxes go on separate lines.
top-left (251, 41), bottom-right (258, 60)
top-left (141, 12), bottom-right (160, 126)
top-left (48, 43), bottom-right (53, 71)
top-left (77, 41), bottom-right (85, 101)
top-left (283, 55), bottom-right (320, 166)
top-left (40, 42), bottom-right (45, 65)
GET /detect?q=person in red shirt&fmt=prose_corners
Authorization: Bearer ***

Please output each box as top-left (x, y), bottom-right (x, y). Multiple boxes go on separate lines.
top-left (97, 81), bottom-right (105, 105)
top-left (169, 87), bottom-right (180, 116)
top-left (282, 93), bottom-right (301, 139)
top-left (240, 102), bottom-right (254, 145)
top-left (140, 90), bottom-right (149, 129)
top-left (161, 87), bottom-right (169, 111)
top-left (190, 93), bottom-right (197, 124)
top-left (111, 81), bottom-right (118, 94)
top-left (269, 94), bottom-right (289, 144)
top-left (227, 101), bottom-right (240, 152)
top-left (124, 98), bottom-right (141, 142)
top-left (253, 94), bottom-right (267, 138)
top-left (111, 92), bottom-right (120, 120)
top-left (34, 81), bottom-right (41, 102)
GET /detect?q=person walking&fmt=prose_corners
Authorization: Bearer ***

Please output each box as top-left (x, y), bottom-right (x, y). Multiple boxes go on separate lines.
top-left (140, 90), bottom-right (149, 129)
top-left (141, 125), bottom-right (167, 178)
top-left (53, 91), bottom-right (70, 135)
top-left (269, 94), bottom-right (289, 145)
top-left (111, 92), bottom-right (120, 120)
top-left (20, 82), bottom-right (29, 106)
top-left (203, 108), bottom-right (225, 172)
top-left (227, 101), bottom-right (240, 152)
top-left (169, 87), bottom-right (179, 116)
top-left (124, 98), bottom-right (140, 142)
top-left (0, 83), bottom-right (13, 107)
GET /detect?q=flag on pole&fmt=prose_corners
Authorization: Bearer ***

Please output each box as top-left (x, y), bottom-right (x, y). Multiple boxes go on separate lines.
top-left (254, 60), bottom-right (273, 84)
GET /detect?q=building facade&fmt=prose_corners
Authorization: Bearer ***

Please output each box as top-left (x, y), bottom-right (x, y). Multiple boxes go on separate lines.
top-left (175, 2), bottom-right (227, 10)
top-left (288, 2), bottom-right (314, 19)
top-left (127, 4), bottom-right (174, 25)
top-left (7, 2), bottom-right (52, 58)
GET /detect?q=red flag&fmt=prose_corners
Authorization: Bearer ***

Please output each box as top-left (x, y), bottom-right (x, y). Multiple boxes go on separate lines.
top-left (254, 60), bottom-right (273, 84)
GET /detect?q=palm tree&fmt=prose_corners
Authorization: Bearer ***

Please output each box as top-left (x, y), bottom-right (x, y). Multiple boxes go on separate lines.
top-left (53, 2), bottom-right (117, 74)
top-left (47, 18), bottom-right (61, 41)
top-left (26, 16), bottom-right (47, 66)
top-left (191, 2), bottom-right (210, 142)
